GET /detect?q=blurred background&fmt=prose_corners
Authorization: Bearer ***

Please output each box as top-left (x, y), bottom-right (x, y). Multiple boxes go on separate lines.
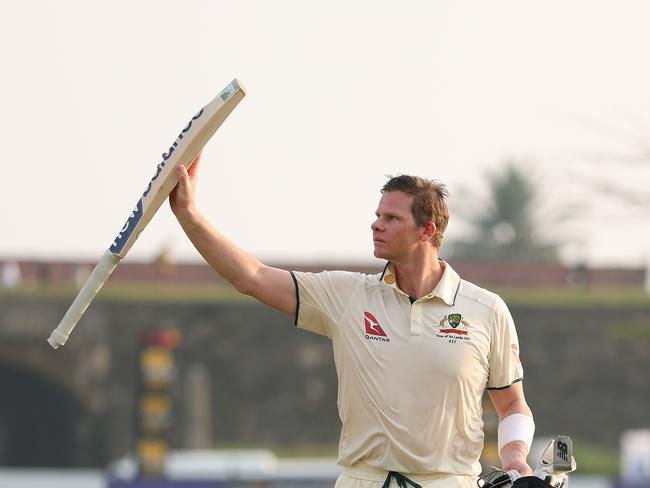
top-left (1, 1), bottom-right (650, 487)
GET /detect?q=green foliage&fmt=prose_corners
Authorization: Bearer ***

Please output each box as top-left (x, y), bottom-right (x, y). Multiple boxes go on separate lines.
top-left (4, 283), bottom-right (649, 307)
top-left (571, 441), bottom-right (620, 475)
top-left (497, 286), bottom-right (650, 308)
top-left (0, 283), bottom-right (252, 304)
top-left (451, 162), bottom-right (559, 262)
top-left (609, 316), bottom-right (650, 344)
top-left (212, 442), bottom-right (339, 458)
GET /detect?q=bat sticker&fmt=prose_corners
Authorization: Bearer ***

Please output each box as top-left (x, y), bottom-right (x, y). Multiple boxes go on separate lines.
top-left (109, 107), bottom-right (207, 254)
top-left (219, 80), bottom-right (239, 101)
top-left (110, 200), bottom-right (144, 254)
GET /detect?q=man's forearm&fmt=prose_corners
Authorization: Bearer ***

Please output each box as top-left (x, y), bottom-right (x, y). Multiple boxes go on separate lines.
top-left (490, 385), bottom-right (535, 475)
top-left (499, 411), bottom-right (534, 475)
top-left (498, 408), bottom-right (534, 474)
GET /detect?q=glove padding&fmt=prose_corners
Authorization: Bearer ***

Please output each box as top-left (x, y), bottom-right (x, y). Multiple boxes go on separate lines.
top-left (512, 477), bottom-right (552, 488)
top-left (478, 471), bottom-right (514, 487)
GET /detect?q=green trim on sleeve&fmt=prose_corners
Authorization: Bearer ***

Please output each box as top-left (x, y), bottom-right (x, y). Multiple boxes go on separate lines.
top-left (290, 271), bottom-right (300, 326)
top-left (486, 377), bottom-right (523, 391)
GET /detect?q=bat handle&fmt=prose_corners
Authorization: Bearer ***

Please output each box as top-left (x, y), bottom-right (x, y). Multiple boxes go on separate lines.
top-left (47, 250), bottom-right (121, 349)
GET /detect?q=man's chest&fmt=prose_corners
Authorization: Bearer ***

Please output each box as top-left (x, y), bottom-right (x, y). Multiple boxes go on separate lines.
top-left (333, 292), bottom-right (494, 386)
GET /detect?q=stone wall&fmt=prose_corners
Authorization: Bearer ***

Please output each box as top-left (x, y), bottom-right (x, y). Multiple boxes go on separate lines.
top-left (1, 294), bottom-right (649, 467)
top-left (104, 300), bottom-right (650, 458)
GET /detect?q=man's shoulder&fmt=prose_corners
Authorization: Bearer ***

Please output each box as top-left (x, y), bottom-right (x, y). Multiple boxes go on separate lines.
top-left (333, 269), bottom-right (385, 286)
top-left (455, 277), bottom-right (503, 313)
top-left (293, 269), bottom-right (383, 287)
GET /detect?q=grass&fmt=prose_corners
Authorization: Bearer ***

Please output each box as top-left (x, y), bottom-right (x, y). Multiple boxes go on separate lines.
top-left (212, 441), bottom-right (619, 475)
top-left (172, 440), bottom-right (621, 475)
top-left (571, 441), bottom-right (619, 476)
top-left (211, 442), bottom-right (338, 458)
top-left (0, 283), bottom-right (253, 304)
top-left (496, 287), bottom-right (650, 308)
top-left (3, 283), bottom-right (649, 308)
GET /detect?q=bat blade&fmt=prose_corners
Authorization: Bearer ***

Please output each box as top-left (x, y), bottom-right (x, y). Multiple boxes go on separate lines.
top-left (47, 79), bottom-right (246, 349)
top-left (111, 79), bottom-right (246, 257)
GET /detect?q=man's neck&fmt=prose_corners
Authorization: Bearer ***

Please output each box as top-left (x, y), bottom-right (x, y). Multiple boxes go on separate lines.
top-left (391, 251), bottom-right (445, 300)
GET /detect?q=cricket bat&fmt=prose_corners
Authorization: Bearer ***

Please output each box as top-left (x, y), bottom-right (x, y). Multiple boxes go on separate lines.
top-left (47, 79), bottom-right (246, 349)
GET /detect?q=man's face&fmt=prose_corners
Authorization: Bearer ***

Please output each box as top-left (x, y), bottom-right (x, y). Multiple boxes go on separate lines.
top-left (371, 191), bottom-right (422, 260)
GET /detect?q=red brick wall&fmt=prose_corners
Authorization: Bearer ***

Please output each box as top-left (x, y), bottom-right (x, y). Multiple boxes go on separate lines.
top-left (0, 258), bottom-right (645, 288)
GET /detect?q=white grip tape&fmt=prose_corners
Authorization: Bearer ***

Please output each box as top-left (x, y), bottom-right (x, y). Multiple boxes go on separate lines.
top-left (47, 250), bottom-right (121, 349)
top-left (498, 413), bottom-right (535, 452)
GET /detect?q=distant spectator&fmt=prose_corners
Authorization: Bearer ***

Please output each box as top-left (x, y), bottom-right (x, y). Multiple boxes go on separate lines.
top-left (568, 261), bottom-right (588, 289)
top-left (155, 242), bottom-right (175, 280)
top-left (0, 261), bottom-right (22, 289)
top-left (74, 264), bottom-right (92, 289)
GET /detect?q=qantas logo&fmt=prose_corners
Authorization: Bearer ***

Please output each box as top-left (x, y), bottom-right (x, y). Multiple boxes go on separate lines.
top-left (364, 311), bottom-right (390, 342)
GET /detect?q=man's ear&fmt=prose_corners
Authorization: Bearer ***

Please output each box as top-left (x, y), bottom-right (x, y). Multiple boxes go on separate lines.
top-left (421, 221), bottom-right (437, 241)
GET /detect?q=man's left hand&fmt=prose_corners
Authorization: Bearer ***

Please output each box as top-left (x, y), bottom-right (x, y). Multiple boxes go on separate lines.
top-left (500, 441), bottom-right (533, 476)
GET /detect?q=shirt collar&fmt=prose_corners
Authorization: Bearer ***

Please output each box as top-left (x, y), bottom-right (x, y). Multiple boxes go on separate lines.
top-left (380, 260), bottom-right (461, 306)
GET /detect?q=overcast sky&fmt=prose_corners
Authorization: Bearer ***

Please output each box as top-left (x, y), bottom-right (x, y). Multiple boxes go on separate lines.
top-left (1, 0), bottom-right (649, 267)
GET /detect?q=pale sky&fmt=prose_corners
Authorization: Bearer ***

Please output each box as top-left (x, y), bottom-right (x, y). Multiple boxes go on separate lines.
top-left (1, 0), bottom-right (649, 267)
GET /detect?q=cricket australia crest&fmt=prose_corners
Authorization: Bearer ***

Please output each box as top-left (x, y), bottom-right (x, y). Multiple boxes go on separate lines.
top-left (436, 313), bottom-right (471, 343)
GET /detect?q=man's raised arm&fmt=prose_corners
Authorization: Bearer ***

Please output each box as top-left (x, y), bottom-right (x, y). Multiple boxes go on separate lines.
top-left (169, 154), bottom-right (296, 316)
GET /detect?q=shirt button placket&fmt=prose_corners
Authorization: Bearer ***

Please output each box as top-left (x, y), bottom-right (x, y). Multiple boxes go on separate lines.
top-left (410, 301), bottom-right (423, 337)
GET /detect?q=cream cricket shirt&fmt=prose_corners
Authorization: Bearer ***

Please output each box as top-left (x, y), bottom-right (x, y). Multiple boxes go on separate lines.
top-left (290, 261), bottom-right (523, 477)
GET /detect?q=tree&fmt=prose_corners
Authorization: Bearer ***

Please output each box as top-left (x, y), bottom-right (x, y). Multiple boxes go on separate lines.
top-left (450, 162), bottom-right (559, 262)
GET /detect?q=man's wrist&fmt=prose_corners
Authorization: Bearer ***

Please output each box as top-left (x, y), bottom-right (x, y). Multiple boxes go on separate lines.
top-left (500, 441), bottom-right (532, 475)
top-left (173, 205), bottom-right (200, 223)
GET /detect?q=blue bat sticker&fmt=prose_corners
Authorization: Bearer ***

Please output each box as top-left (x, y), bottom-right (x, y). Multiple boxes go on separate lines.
top-left (109, 106), bottom-right (208, 255)
top-left (110, 199), bottom-right (144, 254)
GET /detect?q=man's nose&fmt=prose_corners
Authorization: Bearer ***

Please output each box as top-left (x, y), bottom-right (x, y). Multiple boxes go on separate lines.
top-left (371, 219), bottom-right (382, 232)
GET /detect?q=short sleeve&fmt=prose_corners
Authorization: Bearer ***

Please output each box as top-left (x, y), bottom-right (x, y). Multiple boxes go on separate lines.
top-left (291, 270), bottom-right (362, 338)
top-left (486, 296), bottom-right (524, 390)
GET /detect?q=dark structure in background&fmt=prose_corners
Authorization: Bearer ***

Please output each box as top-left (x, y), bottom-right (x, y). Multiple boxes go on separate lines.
top-left (0, 258), bottom-right (648, 469)
top-left (136, 329), bottom-right (182, 477)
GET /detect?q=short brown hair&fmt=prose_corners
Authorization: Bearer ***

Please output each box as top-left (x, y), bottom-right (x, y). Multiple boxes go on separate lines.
top-left (381, 175), bottom-right (449, 247)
